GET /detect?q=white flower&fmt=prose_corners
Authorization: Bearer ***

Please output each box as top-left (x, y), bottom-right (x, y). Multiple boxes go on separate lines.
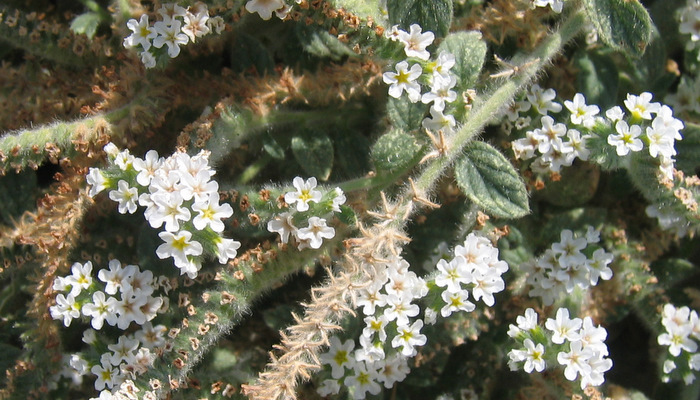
top-left (605, 106), bottom-right (625, 122)
top-left (362, 315), bottom-right (389, 342)
top-left (109, 180), bottom-right (139, 214)
top-left (245, 0), bottom-right (285, 20)
top-left (557, 340), bottom-right (593, 382)
top-left (383, 61), bottom-right (423, 102)
top-left (680, 8), bottom-right (700, 41)
top-left (50, 293), bottom-right (81, 327)
top-left (216, 238), bottom-right (241, 264)
top-left (527, 84), bottom-right (562, 115)
top-left (398, 24), bottom-right (434, 60)
top-left (98, 259), bottom-right (133, 295)
top-left (531, 115), bottom-right (567, 154)
top-left (608, 120), bottom-right (643, 156)
top-left (383, 293), bottom-right (420, 327)
top-left (585, 248), bottom-right (614, 285)
top-left (434, 258), bottom-right (470, 293)
top-left (296, 217), bottom-right (335, 249)
top-left (508, 308), bottom-right (539, 338)
top-left (82, 291), bottom-right (119, 330)
top-left (267, 212), bottom-right (297, 244)
top-left (429, 51), bottom-right (456, 84)
top-left (470, 268), bottom-right (505, 306)
top-left (345, 363), bottom-right (381, 400)
top-left (182, 9), bottom-right (210, 43)
top-left (658, 323), bottom-right (698, 357)
top-left (391, 319), bottom-right (427, 357)
top-left (320, 337), bottom-right (355, 379)
top-left (331, 187), bottom-right (346, 212)
top-left (421, 75), bottom-right (458, 111)
top-left (284, 177), bottom-right (322, 212)
top-left (192, 192), bottom-right (233, 232)
top-left (124, 15), bottom-right (157, 50)
top-left (624, 92), bottom-right (661, 121)
top-left (140, 51), bottom-right (156, 68)
top-left (91, 361), bottom-right (119, 390)
top-left (86, 168), bottom-right (107, 197)
top-left (551, 229), bottom-right (587, 268)
top-left (533, 0), bottom-right (565, 13)
top-left (65, 261), bottom-right (94, 297)
top-left (133, 150), bottom-right (163, 186)
top-left (422, 106), bottom-right (456, 133)
top-left (565, 93), bottom-right (599, 128)
top-left (152, 20), bottom-right (189, 58)
top-left (149, 192), bottom-right (191, 232)
top-left (317, 379), bottom-right (340, 396)
top-left (545, 308), bottom-right (582, 344)
top-left (157, 3), bottom-right (187, 24)
top-left (155, 230), bottom-right (203, 266)
top-left (440, 289), bottom-right (475, 317)
top-left (522, 339), bottom-right (547, 372)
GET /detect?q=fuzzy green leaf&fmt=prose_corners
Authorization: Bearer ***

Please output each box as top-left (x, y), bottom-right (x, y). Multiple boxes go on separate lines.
top-left (371, 129), bottom-right (423, 173)
top-left (454, 141), bottom-right (529, 218)
top-left (291, 131), bottom-right (334, 181)
top-left (437, 31), bottom-right (487, 91)
top-left (582, 0), bottom-right (653, 58)
top-left (262, 134), bottom-right (285, 160)
top-left (386, 96), bottom-right (427, 131)
top-left (70, 12), bottom-right (101, 39)
top-left (387, 0), bottom-right (453, 38)
top-left (574, 50), bottom-right (619, 110)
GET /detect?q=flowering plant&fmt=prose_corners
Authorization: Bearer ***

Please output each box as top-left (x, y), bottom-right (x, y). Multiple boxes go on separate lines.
top-left (1, 0), bottom-right (700, 399)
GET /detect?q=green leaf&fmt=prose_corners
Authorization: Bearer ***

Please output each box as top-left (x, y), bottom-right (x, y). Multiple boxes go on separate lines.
top-left (295, 23), bottom-right (355, 61)
top-left (291, 131), bottom-right (334, 181)
top-left (386, 96), bottom-right (427, 131)
top-left (262, 133), bottom-right (285, 160)
top-left (574, 50), bottom-right (619, 110)
top-left (337, 205), bottom-right (358, 226)
top-left (387, 0), bottom-right (453, 38)
top-left (70, 12), bottom-right (101, 39)
top-left (454, 141), bottom-right (529, 219)
top-left (675, 122), bottom-right (700, 175)
top-left (582, 0), bottom-right (653, 58)
top-left (371, 129), bottom-right (423, 173)
top-left (437, 31), bottom-right (487, 91)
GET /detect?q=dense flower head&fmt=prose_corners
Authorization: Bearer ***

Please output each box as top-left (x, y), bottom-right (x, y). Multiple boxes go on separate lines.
top-left (508, 307), bottom-right (612, 390)
top-left (87, 144), bottom-right (241, 278)
top-left (521, 227), bottom-right (614, 306)
top-left (123, 2), bottom-right (221, 68)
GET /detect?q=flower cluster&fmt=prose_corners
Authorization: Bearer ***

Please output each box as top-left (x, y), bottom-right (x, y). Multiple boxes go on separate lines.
top-left (510, 88), bottom-right (684, 180)
top-left (657, 304), bottom-right (700, 384)
top-left (679, 0), bottom-right (700, 61)
top-left (519, 227), bottom-right (614, 306)
top-left (123, 2), bottom-right (224, 68)
top-left (245, 0), bottom-right (301, 20)
top-left (316, 233), bottom-right (508, 398)
top-left (510, 87), bottom-right (593, 173)
top-left (58, 324), bottom-right (166, 397)
top-left (50, 260), bottom-right (167, 329)
top-left (267, 176), bottom-right (345, 250)
top-left (382, 24), bottom-right (461, 136)
top-left (87, 143), bottom-right (241, 278)
top-left (508, 308), bottom-right (613, 390)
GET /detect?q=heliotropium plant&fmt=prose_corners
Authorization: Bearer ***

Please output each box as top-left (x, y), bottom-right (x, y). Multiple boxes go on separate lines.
top-left (1, 0), bottom-right (699, 399)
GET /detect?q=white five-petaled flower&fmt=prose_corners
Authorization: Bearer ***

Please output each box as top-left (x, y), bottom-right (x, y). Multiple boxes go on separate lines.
top-left (397, 24), bottom-right (435, 60)
top-left (296, 217), bottom-right (335, 249)
top-left (133, 150), bottom-right (163, 186)
top-left (267, 212), bottom-right (297, 243)
top-left (284, 177), bottom-right (322, 212)
top-left (545, 308), bottom-right (582, 344)
top-left (383, 61), bottom-right (423, 103)
top-left (86, 168), bottom-right (107, 197)
top-left (216, 238), bottom-right (241, 264)
top-left (152, 20), bottom-right (189, 58)
top-left (391, 319), bottom-right (427, 357)
top-left (182, 9), bottom-right (210, 43)
top-left (565, 93), bottom-right (600, 128)
top-left (156, 230), bottom-right (203, 266)
top-left (319, 336), bottom-right (355, 379)
top-left (624, 92), bottom-right (661, 122)
top-left (608, 120), bottom-right (643, 156)
top-left (440, 289), bottom-right (475, 317)
top-left (81, 291), bottom-right (119, 330)
top-left (421, 105), bottom-right (456, 133)
top-left (192, 192), bottom-right (233, 232)
top-left (124, 15), bottom-right (157, 50)
top-left (109, 180), bottom-right (139, 214)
